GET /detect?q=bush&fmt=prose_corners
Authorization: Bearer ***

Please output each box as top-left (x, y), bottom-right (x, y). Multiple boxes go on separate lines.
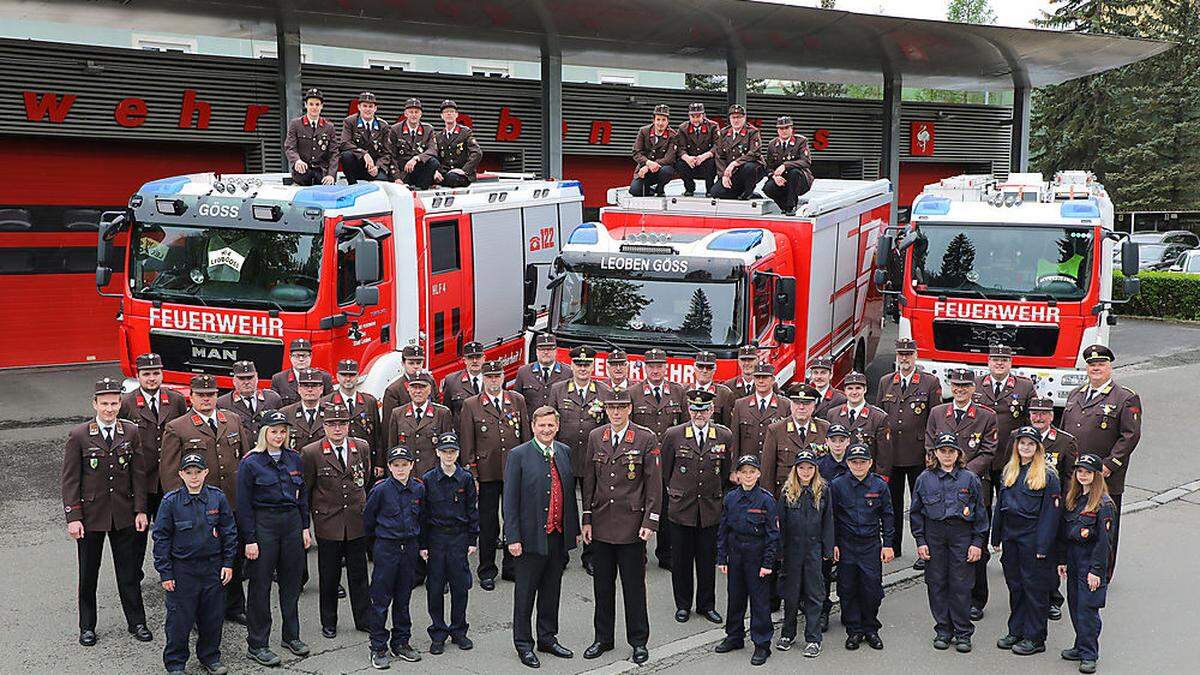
top-left (1113, 271), bottom-right (1200, 320)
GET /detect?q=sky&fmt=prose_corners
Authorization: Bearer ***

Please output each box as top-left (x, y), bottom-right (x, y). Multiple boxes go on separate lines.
top-left (782, 0), bottom-right (1057, 28)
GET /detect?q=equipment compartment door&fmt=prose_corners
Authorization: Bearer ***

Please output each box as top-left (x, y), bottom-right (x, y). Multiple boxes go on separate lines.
top-left (424, 214), bottom-right (473, 374)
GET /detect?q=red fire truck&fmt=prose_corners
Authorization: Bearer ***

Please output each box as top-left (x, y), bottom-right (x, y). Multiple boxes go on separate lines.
top-left (96, 173), bottom-right (584, 396)
top-left (876, 171), bottom-right (1141, 406)
top-left (525, 179), bottom-right (894, 386)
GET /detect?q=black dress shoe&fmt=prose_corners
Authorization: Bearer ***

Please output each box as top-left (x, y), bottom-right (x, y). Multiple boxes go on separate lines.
top-left (452, 635), bottom-right (474, 650)
top-left (1011, 639), bottom-right (1045, 656)
top-left (913, 558), bottom-right (927, 571)
top-left (865, 633), bottom-right (884, 650)
top-left (501, 569), bottom-right (517, 582)
top-left (1048, 605), bottom-right (1062, 621)
top-left (970, 606), bottom-right (984, 621)
top-left (322, 626), bottom-right (337, 639)
top-left (845, 634), bottom-right (862, 650)
top-left (583, 561), bottom-right (595, 577)
top-left (429, 641), bottom-right (445, 655)
top-left (337, 584), bottom-right (346, 599)
top-left (129, 624), bottom-right (153, 642)
top-left (750, 645), bottom-right (770, 666)
top-left (226, 612), bottom-right (247, 626)
top-left (675, 609), bottom-right (691, 623)
top-left (714, 639), bottom-right (743, 653)
top-left (79, 630), bottom-right (97, 647)
top-left (583, 642), bottom-right (613, 659)
top-left (701, 609), bottom-right (723, 624)
top-left (480, 578), bottom-right (496, 591)
top-left (537, 642), bottom-right (574, 659)
top-left (632, 646), bottom-right (649, 664)
top-left (518, 650), bottom-right (541, 668)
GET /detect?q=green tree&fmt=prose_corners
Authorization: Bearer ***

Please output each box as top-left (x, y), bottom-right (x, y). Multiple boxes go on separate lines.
top-left (684, 73), bottom-right (769, 94)
top-left (582, 278), bottom-right (652, 329)
top-left (938, 233), bottom-right (977, 287)
top-left (946, 0), bottom-right (997, 24)
top-left (679, 288), bottom-right (714, 339)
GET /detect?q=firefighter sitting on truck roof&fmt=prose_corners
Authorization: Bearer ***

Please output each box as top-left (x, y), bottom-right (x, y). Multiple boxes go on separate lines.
top-left (284, 88), bottom-right (339, 187)
top-left (762, 116), bottom-right (814, 216)
top-left (675, 103), bottom-right (719, 196)
top-left (433, 99), bottom-right (483, 189)
top-left (709, 104), bottom-right (764, 201)
top-left (630, 104), bottom-right (679, 197)
top-left (339, 91), bottom-right (394, 185)
top-left (388, 98), bottom-right (440, 190)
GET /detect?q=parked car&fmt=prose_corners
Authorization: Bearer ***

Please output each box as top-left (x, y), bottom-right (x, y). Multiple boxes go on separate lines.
top-left (1129, 230), bottom-right (1200, 248)
top-left (1169, 250), bottom-right (1200, 274)
top-left (1139, 242), bottom-right (1193, 270)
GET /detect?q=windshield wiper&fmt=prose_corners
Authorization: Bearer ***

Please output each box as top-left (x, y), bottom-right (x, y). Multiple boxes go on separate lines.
top-left (1019, 292), bottom-right (1059, 305)
top-left (145, 288), bottom-right (209, 307)
top-left (237, 297), bottom-right (287, 314)
top-left (937, 288), bottom-right (992, 301)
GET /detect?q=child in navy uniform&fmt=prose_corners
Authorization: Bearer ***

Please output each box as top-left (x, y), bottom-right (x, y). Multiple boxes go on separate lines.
top-left (365, 445), bottom-right (425, 669)
top-left (816, 423), bottom-right (851, 631)
top-left (715, 454), bottom-right (779, 666)
top-left (153, 453), bottom-right (237, 675)
top-left (776, 449), bottom-right (834, 658)
top-left (1057, 453), bottom-right (1115, 674)
top-left (829, 443), bottom-right (894, 651)
top-left (420, 432), bottom-right (479, 654)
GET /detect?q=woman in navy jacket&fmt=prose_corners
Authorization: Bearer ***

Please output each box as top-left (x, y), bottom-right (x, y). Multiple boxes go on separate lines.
top-left (776, 449), bottom-right (834, 658)
top-left (1057, 453), bottom-right (1116, 674)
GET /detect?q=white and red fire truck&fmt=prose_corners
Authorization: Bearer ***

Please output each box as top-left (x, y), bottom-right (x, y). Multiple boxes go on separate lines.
top-left (525, 179), bottom-right (894, 386)
top-left (96, 173), bottom-right (584, 396)
top-left (877, 171), bottom-right (1141, 406)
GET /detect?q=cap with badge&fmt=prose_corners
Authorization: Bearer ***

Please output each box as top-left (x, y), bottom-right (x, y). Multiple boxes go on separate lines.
top-left (406, 372), bottom-right (433, 388)
top-left (569, 346), bottom-right (596, 364)
top-left (794, 449), bottom-right (819, 466)
top-left (789, 384), bottom-right (821, 403)
top-left (728, 104), bottom-right (746, 115)
top-left (462, 341), bottom-right (485, 358)
top-left (752, 362), bottom-right (774, 377)
top-left (337, 359), bottom-right (359, 375)
top-left (737, 345), bottom-right (759, 360)
top-left (644, 348), bottom-right (668, 364)
top-left (180, 453), bottom-right (207, 470)
top-left (435, 432), bottom-right (460, 452)
top-left (1082, 344), bottom-right (1114, 363)
top-left (1010, 425), bottom-right (1041, 443)
top-left (95, 377), bottom-right (123, 395)
top-left (404, 97), bottom-right (423, 111)
top-left (826, 423), bottom-right (851, 438)
top-left (1028, 397), bottom-right (1055, 411)
top-left (297, 368), bottom-right (324, 386)
top-left (387, 446), bottom-right (415, 463)
top-left (289, 338), bottom-right (313, 353)
top-left (1074, 453), bottom-right (1104, 473)
top-left (686, 388), bottom-right (716, 410)
top-left (809, 356), bottom-right (833, 371)
top-left (190, 374), bottom-right (219, 393)
top-left (735, 454), bottom-right (760, 469)
top-left (135, 353), bottom-right (164, 371)
top-left (846, 443), bottom-right (872, 461)
top-left (842, 371), bottom-right (868, 387)
top-left (440, 99), bottom-right (458, 111)
top-left (653, 104), bottom-right (670, 117)
top-left (303, 88), bottom-right (324, 102)
top-left (535, 334), bottom-right (557, 348)
top-left (401, 344), bottom-right (426, 360)
top-left (694, 351), bottom-right (717, 367)
top-left (947, 368), bottom-right (976, 385)
top-left (933, 433), bottom-right (961, 451)
top-left (321, 402), bottom-right (351, 422)
top-left (358, 91), bottom-right (377, 103)
top-left (482, 360), bottom-right (505, 376)
top-left (688, 102), bottom-right (705, 113)
top-left (988, 344), bottom-right (1014, 358)
top-left (604, 391), bottom-right (633, 406)
top-left (775, 116), bottom-right (793, 127)
top-left (232, 360), bottom-right (257, 377)
top-left (607, 349), bottom-right (628, 365)
top-left (894, 338), bottom-right (918, 354)
top-left (260, 409), bottom-right (288, 427)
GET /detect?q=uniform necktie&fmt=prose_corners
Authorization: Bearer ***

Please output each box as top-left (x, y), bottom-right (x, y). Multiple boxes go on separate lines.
top-left (306, 410), bottom-right (315, 426)
top-left (415, 406), bottom-right (424, 419)
top-left (148, 396), bottom-right (158, 418)
top-left (955, 409), bottom-right (965, 423)
top-left (653, 387), bottom-right (662, 403)
top-left (542, 369), bottom-right (550, 384)
top-left (102, 427), bottom-right (113, 445)
top-left (848, 408), bottom-right (857, 425)
top-left (994, 382), bottom-right (1002, 399)
top-left (759, 399), bottom-right (767, 414)
top-left (208, 418), bottom-right (218, 435)
top-left (612, 431), bottom-right (620, 450)
top-left (472, 377), bottom-right (481, 394)
top-left (1086, 389), bottom-right (1096, 403)
top-left (335, 445), bottom-right (346, 471)
top-left (493, 396), bottom-right (502, 410)
top-left (246, 397), bottom-right (256, 415)
top-left (900, 378), bottom-right (908, 394)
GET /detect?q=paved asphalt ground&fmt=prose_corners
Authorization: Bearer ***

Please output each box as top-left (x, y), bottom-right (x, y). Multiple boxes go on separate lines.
top-left (2, 318), bottom-right (1197, 674)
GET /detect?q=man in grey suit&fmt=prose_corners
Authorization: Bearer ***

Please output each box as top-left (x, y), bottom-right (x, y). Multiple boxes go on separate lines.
top-left (503, 406), bottom-right (580, 669)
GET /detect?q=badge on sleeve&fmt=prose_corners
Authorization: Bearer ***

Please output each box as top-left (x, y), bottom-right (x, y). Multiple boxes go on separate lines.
top-left (89, 458), bottom-right (99, 469)
top-left (1080, 528), bottom-right (1089, 539)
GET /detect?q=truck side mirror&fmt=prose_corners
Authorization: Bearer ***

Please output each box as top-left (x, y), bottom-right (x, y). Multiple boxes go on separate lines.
top-left (523, 263), bottom-right (539, 309)
top-left (876, 234), bottom-right (894, 269)
top-left (773, 276), bottom-right (796, 322)
top-left (354, 238), bottom-right (381, 284)
top-left (523, 308), bottom-right (538, 329)
top-left (773, 323), bottom-right (796, 344)
top-left (355, 285), bottom-right (379, 307)
top-left (1120, 240), bottom-right (1140, 277)
top-left (96, 266), bottom-right (113, 289)
top-left (873, 269), bottom-right (889, 288)
top-left (1122, 276), bottom-right (1140, 297)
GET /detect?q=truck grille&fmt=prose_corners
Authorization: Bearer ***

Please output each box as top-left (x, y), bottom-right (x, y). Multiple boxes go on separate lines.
top-left (150, 330), bottom-right (284, 377)
top-left (932, 320), bottom-right (1058, 357)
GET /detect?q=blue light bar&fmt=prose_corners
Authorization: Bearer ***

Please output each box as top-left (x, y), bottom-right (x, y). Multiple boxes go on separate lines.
top-left (1060, 199), bottom-right (1100, 219)
top-left (913, 196), bottom-right (951, 216)
top-left (568, 222), bottom-right (599, 245)
top-left (140, 176), bottom-right (190, 196)
top-left (294, 183), bottom-right (379, 209)
top-left (558, 180), bottom-right (582, 191)
top-left (708, 229), bottom-right (764, 252)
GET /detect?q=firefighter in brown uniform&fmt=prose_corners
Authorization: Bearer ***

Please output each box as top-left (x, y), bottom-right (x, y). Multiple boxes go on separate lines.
top-left (548, 346), bottom-right (612, 573)
top-left (674, 102), bottom-right (719, 196)
top-left (339, 91), bottom-right (394, 184)
top-left (441, 340), bottom-right (488, 424)
top-left (761, 385), bottom-right (830, 496)
top-left (381, 345), bottom-right (437, 429)
top-left (974, 344), bottom-right (1037, 501)
top-left (217, 360), bottom-right (282, 440)
top-left (161, 374), bottom-right (252, 623)
top-left (823, 371), bottom-right (891, 475)
top-left (1060, 344), bottom-right (1141, 580)
top-left (280, 368), bottom-right (329, 453)
top-left (514, 334), bottom-right (570, 413)
top-left (692, 350), bottom-right (736, 427)
top-left (603, 349), bottom-right (634, 396)
top-left (283, 88), bottom-right (338, 186)
top-left (386, 375), bottom-right (453, 479)
top-left (631, 348), bottom-right (686, 568)
top-left (388, 97), bottom-right (440, 190)
top-left (580, 392), bottom-right (661, 665)
top-left (709, 104), bottom-right (764, 200)
top-left (323, 359), bottom-right (382, 462)
top-left (271, 338), bottom-right (333, 408)
top-left (660, 389), bottom-right (731, 624)
top-left (724, 345), bottom-right (761, 398)
top-left (630, 104), bottom-right (678, 197)
top-left (433, 100), bottom-right (483, 188)
top-left (1028, 395), bottom-right (1078, 620)
top-left (762, 116), bottom-right (814, 215)
top-left (809, 356), bottom-right (848, 420)
top-left (875, 337), bottom-right (943, 565)
top-left (301, 403), bottom-right (372, 637)
top-left (730, 361), bottom-right (790, 464)
top-left (924, 368), bottom-right (997, 619)
top-left (64, 377), bottom-right (151, 647)
top-left (120, 352), bottom-right (187, 574)
top-left (459, 359), bottom-right (531, 589)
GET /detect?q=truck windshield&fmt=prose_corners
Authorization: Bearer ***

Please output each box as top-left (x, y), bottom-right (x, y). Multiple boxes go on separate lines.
top-left (554, 272), bottom-right (744, 346)
top-left (912, 224), bottom-right (1094, 300)
top-left (129, 221), bottom-right (322, 311)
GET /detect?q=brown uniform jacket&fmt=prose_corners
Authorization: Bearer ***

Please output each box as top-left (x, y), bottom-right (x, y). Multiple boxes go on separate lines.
top-left (1060, 381), bottom-right (1142, 494)
top-left (340, 113), bottom-right (393, 171)
top-left (459, 391), bottom-right (531, 482)
top-left (389, 121), bottom-right (438, 168)
top-left (661, 423), bottom-right (733, 528)
top-left (62, 419), bottom-right (146, 531)
top-left (301, 437), bottom-right (371, 541)
top-left (925, 403), bottom-right (998, 479)
top-left (676, 118), bottom-right (720, 158)
top-left (160, 410), bottom-right (251, 505)
top-left (606, 378), bottom-right (635, 399)
top-left (281, 402), bottom-right (328, 454)
top-left (582, 423), bottom-right (663, 544)
top-left (730, 392), bottom-right (790, 461)
top-left (386, 401), bottom-right (454, 477)
top-left (381, 373), bottom-right (440, 429)
top-left (630, 380), bottom-right (687, 439)
top-left (713, 125), bottom-right (763, 174)
top-left (1039, 426), bottom-right (1080, 485)
top-left (513, 361), bottom-right (570, 413)
top-left (216, 388), bottom-right (283, 440)
top-left (814, 386), bottom-right (848, 420)
top-left (284, 115), bottom-right (339, 177)
top-left (436, 125), bottom-right (483, 178)
top-left (632, 125), bottom-right (679, 176)
top-left (549, 379), bottom-right (612, 472)
top-left (723, 375), bottom-right (782, 400)
top-left (824, 403), bottom-right (893, 476)
top-left (974, 374), bottom-right (1038, 471)
top-left (764, 135), bottom-right (814, 183)
top-left (761, 416), bottom-right (830, 495)
top-left (695, 381), bottom-right (736, 427)
top-left (270, 367), bottom-right (333, 408)
top-left (441, 368), bottom-right (484, 424)
top-left (323, 389), bottom-right (383, 459)
top-left (876, 370), bottom-right (943, 469)
top-left (120, 388), bottom-right (188, 494)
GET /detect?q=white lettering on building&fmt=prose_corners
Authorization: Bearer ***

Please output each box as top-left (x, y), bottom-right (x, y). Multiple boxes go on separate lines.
top-left (150, 307), bottom-right (285, 338)
top-left (933, 300), bottom-right (1061, 325)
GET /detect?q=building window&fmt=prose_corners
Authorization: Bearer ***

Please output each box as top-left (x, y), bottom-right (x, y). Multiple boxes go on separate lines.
top-left (365, 56), bottom-right (411, 71)
top-left (469, 63), bottom-right (510, 78)
top-left (599, 72), bottom-right (637, 86)
top-left (254, 43), bottom-right (312, 62)
top-left (132, 35), bottom-right (197, 53)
